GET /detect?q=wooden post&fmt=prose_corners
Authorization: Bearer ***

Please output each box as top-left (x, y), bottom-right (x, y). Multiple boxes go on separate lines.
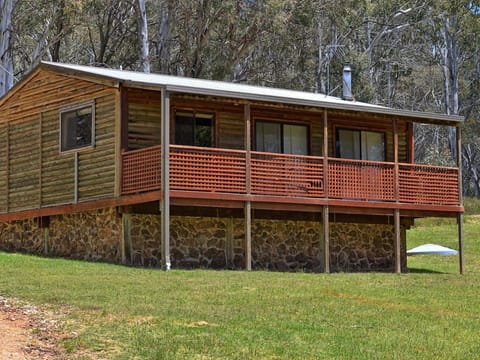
top-left (323, 110), bottom-right (329, 198)
top-left (160, 89), bottom-right (171, 270)
top-left (244, 201), bottom-right (252, 271)
top-left (393, 119), bottom-right (402, 274)
top-left (245, 104), bottom-right (251, 194)
top-left (121, 212), bottom-right (132, 265)
top-left (394, 208), bottom-right (401, 273)
top-left (244, 104), bottom-right (252, 271)
top-left (458, 213), bottom-right (464, 275)
top-left (322, 111), bottom-right (330, 273)
top-left (393, 118), bottom-right (399, 202)
top-left (456, 125), bottom-right (464, 274)
top-left (323, 205), bottom-right (330, 273)
top-left (74, 152), bottom-right (79, 204)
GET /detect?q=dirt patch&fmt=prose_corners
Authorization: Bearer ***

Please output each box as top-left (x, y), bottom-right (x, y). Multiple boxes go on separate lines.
top-left (0, 296), bottom-right (64, 359)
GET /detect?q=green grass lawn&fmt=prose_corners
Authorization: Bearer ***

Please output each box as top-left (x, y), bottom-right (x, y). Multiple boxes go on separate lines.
top-left (1, 216), bottom-right (479, 359)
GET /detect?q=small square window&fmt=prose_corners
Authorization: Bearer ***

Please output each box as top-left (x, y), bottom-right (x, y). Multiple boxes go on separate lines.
top-left (60, 102), bottom-right (95, 152)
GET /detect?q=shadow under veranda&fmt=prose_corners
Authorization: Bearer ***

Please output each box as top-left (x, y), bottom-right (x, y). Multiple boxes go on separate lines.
top-left (407, 267), bottom-right (448, 274)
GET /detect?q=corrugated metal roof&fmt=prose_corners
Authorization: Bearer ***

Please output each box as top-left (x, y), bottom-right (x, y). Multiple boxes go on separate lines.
top-left (41, 62), bottom-right (463, 124)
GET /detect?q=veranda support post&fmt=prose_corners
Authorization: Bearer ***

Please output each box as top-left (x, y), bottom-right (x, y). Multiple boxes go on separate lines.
top-left (161, 89), bottom-right (171, 270)
top-left (323, 205), bottom-right (330, 273)
top-left (456, 125), bottom-right (464, 275)
top-left (394, 209), bottom-right (401, 274)
top-left (393, 118), bottom-right (401, 274)
top-left (245, 201), bottom-right (252, 271)
top-left (322, 110), bottom-right (330, 273)
top-left (244, 104), bottom-right (252, 271)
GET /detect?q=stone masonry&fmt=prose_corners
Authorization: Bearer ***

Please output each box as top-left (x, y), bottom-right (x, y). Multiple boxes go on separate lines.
top-left (0, 208), bottom-right (406, 272)
top-left (0, 208), bottom-right (122, 262)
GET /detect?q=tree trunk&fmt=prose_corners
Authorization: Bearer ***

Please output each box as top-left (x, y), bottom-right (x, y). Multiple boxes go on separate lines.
top-left (316, 21), bottom-right (325, 94)
top-left (440, 15), bottom-right (460, 160)
top-left (156, 0), bottom-right (170, 74)
top-left (136, 0), bottom-right (150, 73)
top-left (0, 0), bottom-right (14, 97)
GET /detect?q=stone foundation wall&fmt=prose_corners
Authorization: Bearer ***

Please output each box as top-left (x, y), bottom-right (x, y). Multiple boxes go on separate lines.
top-left (48, 208), bottom-right (122, 262)
top-left (329, 223), bottom-right (406, 272)
top-left (0, 208), bottom-right (122, 263)
top-left (252, 220), bottom-right (322, 271)
top-left (129, 214), bottom-right (161, 267)
top-left (0, 218), bottom-right (44, 254)
top-left (170, 216), bottom-right (242, 269)
top-left (0, 209), bottom-right (406, 272)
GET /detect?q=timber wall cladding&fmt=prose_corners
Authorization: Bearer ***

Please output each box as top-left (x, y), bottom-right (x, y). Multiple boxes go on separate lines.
top-left (217, 108), bottom-right (244, 150)
top-left (41, 109), bottom-right (74, 206)
top-left (78, 94), bottom-right (116, 200)
top-left (8, 114), bottom-right (40, 211)
top-left (0, 69), bottom-right (117, 209)
top-left (127, 88), bottom-right (162, 150)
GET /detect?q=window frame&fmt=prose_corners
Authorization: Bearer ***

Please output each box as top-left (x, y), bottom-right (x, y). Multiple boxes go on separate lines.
top-left (334, 126), bottom-right (387, 161)
top-left (59, 101), bottom-right (95, 154)
top-left (173, 109), bottom-right (216, 147)
top-left (254, 119), bottom-right (310, 155)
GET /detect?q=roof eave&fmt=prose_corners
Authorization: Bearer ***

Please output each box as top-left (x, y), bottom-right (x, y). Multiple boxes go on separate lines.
top-left (38, 61), bottom-right (464, 125)
top-left (165, 84), bottom-right (463, 125)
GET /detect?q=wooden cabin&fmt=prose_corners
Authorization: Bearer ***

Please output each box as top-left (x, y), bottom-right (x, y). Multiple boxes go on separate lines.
top-left (0, 62), bottom-right (464, 272)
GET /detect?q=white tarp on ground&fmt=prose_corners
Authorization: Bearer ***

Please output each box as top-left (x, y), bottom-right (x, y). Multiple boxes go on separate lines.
top-left (407, 244), bottom-right (458, 256)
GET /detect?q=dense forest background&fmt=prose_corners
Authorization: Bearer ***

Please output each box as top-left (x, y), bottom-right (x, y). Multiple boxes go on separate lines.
top-left (1, 0), bottom-right (479, 197)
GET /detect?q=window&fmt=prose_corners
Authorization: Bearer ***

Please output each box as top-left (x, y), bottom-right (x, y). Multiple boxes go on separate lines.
top-left (336, 128), bottom-right (385, 161)
top-left (256, 121), bottom-right (308, 155)
top-left (175, 111), bottom-right (214, 147)
top-left (60, 102), bottom-right (94, 152)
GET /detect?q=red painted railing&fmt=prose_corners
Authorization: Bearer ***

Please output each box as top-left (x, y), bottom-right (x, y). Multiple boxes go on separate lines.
top-left (121, 145), bottom-right (460, 207)
top-left (328, 158), bottom-right (395, 201)
top-left (122, 146), bottom-right (161, 194)
top-left (399, 164), bottom-right (460, 205)
top-left (251, 151), bottom-right (324, 197)
top-left (170, 145), bottom-right (246, 193)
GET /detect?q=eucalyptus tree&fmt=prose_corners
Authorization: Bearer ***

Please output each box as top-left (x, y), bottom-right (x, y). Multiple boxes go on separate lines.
top-left (0, 0), bottom-right (13, 97)
top-left (155, 0), bottom-right (170, 74)
top-left (82, 0), bottom-right (138, 68)
top-left (136, 0), bottom-right (150, 73)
